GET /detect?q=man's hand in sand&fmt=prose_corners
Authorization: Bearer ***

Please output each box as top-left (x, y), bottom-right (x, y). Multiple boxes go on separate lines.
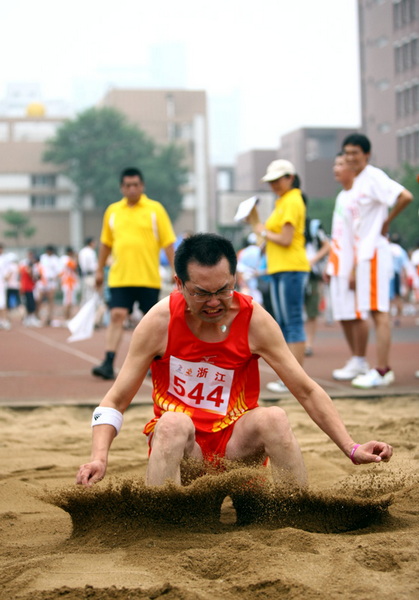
top-left (351, 441), bottom-right (393, 465)
top-left (76, 460), bottom-right (106, 487)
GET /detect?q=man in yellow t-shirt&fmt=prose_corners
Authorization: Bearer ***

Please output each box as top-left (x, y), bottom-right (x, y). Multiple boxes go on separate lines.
top-left (92, 167), bottom-right (176, 380)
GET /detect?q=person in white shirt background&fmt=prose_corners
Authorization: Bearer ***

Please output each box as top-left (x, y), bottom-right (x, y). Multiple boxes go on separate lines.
top-left (342, 134), bottom-right (413, 389)
top-left (36, 245), bottom-right (62, 326)
top-left (236, 233), bottom-right (264, 306)
top-left (0, 243), bottom-right (11, 330)
top-left (78, 237), bottom-right (98, 305)
top-left (325, 153), bottom-right (370, 381)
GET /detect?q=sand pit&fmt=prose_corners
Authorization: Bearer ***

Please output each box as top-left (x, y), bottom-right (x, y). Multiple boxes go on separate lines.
top-left (0, 396), bottom-right (418, 599)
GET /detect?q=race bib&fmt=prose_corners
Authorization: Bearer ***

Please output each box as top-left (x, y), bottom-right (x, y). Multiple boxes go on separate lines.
top-left (168, 356), bottom-right (233, 415)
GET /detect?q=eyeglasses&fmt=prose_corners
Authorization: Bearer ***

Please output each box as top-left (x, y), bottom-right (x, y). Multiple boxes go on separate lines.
top-left (183, 284), bottom-right (235, 302)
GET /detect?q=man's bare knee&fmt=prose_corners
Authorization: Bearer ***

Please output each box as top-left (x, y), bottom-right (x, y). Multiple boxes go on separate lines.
top-left (110, 307), bottom-right (128, 325)
top-left (255, 406), bottom-right (290, 435)
top-left (152, 412), bottom-right (196, 454)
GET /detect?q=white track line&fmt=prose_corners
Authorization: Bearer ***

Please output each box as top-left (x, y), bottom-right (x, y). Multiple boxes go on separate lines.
top-left (20, 329), bottom-right (153, 388)
top-left (21, 329), bottom-right (99, 364)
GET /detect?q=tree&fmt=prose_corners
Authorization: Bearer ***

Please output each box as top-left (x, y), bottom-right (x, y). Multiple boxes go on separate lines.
top-left (43, 107), bottom-right (187, 222)
top-left (305, 196), bottom-right (336, 236)
top-left (0, 210), bottom-right (36, 246)
top-left (386, 163), bottom-right (419, 250)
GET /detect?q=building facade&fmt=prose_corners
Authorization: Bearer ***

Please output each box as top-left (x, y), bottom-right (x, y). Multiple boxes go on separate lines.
top-left (278, 127), bottom-right (357, 198)
top-left (99, 88), bottom-right (211, 233)
top-left (358, 0), bottom-right (419, 168)
top-left (0, 87), bottom-right (212, 252)
top-left (0, 108), bottom-right (96, 251)
top-left (234, 149), bottom-right (278, 193)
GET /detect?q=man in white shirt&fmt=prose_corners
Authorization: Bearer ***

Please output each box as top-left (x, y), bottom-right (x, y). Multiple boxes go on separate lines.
top-left (326, 154), bottom-right (369, 381)
top-left (78, 237), bottom-right (98, 304)
top-left (342, 134), bottom-right (413, 389)
top-left (37, 245), bottom-right (62, 325)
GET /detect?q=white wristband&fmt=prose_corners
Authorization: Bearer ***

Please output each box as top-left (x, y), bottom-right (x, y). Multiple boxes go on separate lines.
top-left (91, 406), bottom-right (123, 435)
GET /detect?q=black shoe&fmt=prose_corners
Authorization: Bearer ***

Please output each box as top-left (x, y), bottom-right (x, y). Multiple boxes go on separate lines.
top-left (92, 362), bottom-right (115, 380)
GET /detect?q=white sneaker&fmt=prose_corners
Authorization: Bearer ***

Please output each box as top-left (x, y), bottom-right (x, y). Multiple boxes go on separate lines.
top-left (24, 315), bottom-right (42, 327)
top-left (266, 380), bottom-right (289, 393)
top-left (352, 368), bottom-right (395, 389)
top-left (0, 319), bottom-right (11, 330)
top-left (333, 357), bottom-right (369, 381)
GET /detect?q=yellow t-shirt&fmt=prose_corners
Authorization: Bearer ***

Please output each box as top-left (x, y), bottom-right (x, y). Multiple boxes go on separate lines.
top-left (100, 195), bottom-right (176, 288)
top-left (265, 188), bottom-right (310, 274)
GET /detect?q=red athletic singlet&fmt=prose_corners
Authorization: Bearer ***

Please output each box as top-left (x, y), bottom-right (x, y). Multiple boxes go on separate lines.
top-left (143, 291), bottom-right (260, 437)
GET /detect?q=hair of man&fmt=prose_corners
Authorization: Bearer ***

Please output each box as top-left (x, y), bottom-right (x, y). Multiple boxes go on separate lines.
top-left (342, 133), bottom-right (371, 154)
top-left (174, 233), bottom-right (237, 284)
top-left (120, 167), bottom-right (144, 184)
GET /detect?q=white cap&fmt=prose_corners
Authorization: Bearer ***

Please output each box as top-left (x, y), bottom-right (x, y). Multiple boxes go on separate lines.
top-left (261, 159), bottom-right (296, 182)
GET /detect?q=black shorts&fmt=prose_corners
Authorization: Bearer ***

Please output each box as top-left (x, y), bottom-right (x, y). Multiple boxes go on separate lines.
top-left (108, 286), bottom-right (160, 314)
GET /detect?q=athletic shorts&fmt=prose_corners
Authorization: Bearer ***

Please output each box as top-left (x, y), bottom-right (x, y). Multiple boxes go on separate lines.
top-left (270, 271), bottom-right (308, 343)
top-left (356, 246), bottom-right (392, 313)
top-left (109, 286), bottom-right (160, 314)
top-left (146, 418), bottom-right (235, 461)
top-left (61, 285), bottom-right (77, 306)
top-left (36, 280), bottom-right (58, 293)
top-left (329, 276), bottom-right (367, 321)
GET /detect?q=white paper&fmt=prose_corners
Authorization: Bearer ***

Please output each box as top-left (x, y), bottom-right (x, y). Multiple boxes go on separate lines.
top-left (234, 196), bottom-right (259, 222)
top-left (67, 293), bottom-right (100, 342)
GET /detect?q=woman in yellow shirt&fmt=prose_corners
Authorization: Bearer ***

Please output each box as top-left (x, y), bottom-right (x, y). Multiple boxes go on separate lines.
top-left (255, 160), bottom-right (310, 393)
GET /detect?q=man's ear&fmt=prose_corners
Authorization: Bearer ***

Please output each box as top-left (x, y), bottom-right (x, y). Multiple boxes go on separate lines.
top-left (174, 275), bottom-right (183, 292)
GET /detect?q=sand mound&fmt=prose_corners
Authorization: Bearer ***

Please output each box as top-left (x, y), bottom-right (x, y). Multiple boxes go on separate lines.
top-left (46, 465), bottom-right (394, 542)
top-left (1, 398), bottom-right (418, 600)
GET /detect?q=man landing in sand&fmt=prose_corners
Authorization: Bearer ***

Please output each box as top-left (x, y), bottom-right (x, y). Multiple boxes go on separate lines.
top-left (76, 233), bottom-right (393, 488)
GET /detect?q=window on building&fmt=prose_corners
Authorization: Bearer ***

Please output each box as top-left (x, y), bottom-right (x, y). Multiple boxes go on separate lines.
top-left (166, 94), bottom-right (175, 119)
top-left (394, 37), bottom-right (419, 72)
top-left (305, 133), bottom-right (336, 161)
top-left (395, 45), bottom-right (402, 73)
top-left (413, 84), bottom-right (419, 112)
top-left (167, 122), bottom-right (176, 141)
top-left (0, 123), bottom-right (9, 142)
top-left (173, 122), bottom-right (193, 140)
top-left (31, 195), bottom-right (56, 208)
top-left (396, 89), bottom-right (403, 117)
top-left (393, 2), bottom-right (402, 30)
top-left (397, 135), bottom-right (404, 162)
top-left (413, 130), bottom-right (419, 160)
top-left (405, 87), bottom-right (412, 114)
top-left (397, 84), bottom-right (419, 118)
top-left (394, 0), bottom-right (418, 28)
top-left (405, 133), bottom-right (413, 161)
top-left (31, 174), bottom-right (56, 188)
top-left (403, 43), bottom-right (411, 70)
top-left (411, 37), bottom-right (419, 66)
top-left (398, 132), bottom-right (416, 163)
top-left (13, 121), bottom-right (59, 142)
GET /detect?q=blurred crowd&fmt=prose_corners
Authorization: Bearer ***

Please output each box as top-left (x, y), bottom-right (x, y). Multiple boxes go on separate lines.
top-left (1, 231), bottom-right (419, 337)
top-left (0, 238), bottom-right (101, 330)
top-left (235, 230), bottom-right (419, 350)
